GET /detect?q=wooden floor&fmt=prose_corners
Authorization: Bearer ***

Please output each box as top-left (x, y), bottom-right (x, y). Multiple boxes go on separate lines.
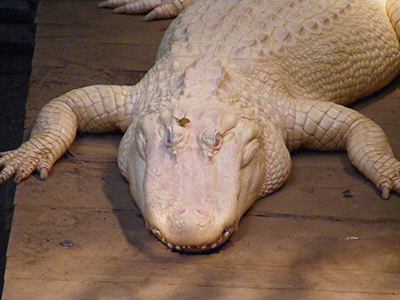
top-left (2, 1), bottom-right (400, 299)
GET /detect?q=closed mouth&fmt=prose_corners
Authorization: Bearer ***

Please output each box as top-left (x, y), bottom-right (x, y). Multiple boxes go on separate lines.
top-left (148, 225), bottom-right (235, 252)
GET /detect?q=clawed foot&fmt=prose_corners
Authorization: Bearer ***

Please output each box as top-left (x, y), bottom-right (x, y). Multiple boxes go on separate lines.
top-left (98, 0), bottom-right (191, 21)
top-left (374, 158), bottom-right (400, 200)
top-left (0, 139), bottom-right (54, 184)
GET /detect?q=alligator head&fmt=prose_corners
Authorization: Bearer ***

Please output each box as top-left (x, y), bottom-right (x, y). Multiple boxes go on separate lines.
top-left (120, 105), bottom-right (286, 252)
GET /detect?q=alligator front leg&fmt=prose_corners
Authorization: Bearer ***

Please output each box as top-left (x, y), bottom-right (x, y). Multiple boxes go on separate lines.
top-left (285, 99), bottom-right (400, 199)
top-left (98, 0), bottom-right (192, 21)
top-left (0, 85), bottom-right (133, 184)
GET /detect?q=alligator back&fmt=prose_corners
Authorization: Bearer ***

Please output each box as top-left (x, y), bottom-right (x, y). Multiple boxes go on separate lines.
top-left (156, 0), bottom-right (400, 105)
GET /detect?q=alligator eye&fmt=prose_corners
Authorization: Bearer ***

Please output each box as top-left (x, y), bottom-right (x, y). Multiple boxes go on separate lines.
top-left (213, 133), bottom-right (222, 150)
top-left (202, 131), bottom-right (222, 151)
top-left (165, 129), bottom-right (172, 147)
top-left (164, 126), bottom-right (184, 149)
top-left (241, 139), bottom-right (260, 168)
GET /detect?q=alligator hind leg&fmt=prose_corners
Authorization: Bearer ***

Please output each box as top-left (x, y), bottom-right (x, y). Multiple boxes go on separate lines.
top-left (98, 0), bottom-right (192, 21)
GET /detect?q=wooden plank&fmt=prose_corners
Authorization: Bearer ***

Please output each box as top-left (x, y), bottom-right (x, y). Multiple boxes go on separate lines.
top-left (33, 0), bottom-right (171, 71)
top-left (6, 207), bottom-right (400, 272)
top-left (4, 280), bottom-right (397, 300)
top-left (32, 39), bottom-right (157, 72)
top-left (3, 207), bottom-right (399, 299)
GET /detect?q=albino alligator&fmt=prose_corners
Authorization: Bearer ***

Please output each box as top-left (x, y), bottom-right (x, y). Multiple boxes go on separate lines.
top-left (1, 0), bottom-right (400, 252)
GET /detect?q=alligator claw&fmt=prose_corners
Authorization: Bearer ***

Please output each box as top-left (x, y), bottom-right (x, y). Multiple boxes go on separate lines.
top-left (381, 186), bottom-right (390, 200)
top-left (376, 161), bottom-right (400, 200)
top-left (38, 162), bottom-right (50, 181)
top-left (14, 173), bottom-right (23, 184)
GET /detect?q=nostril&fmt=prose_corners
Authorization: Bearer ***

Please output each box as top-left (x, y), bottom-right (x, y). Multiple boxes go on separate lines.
top-left (195, 209), bottom-right (209, 217)
top-left (174, 208), bottom-right (186, 217)
top-left (172, 208), bottom-right (209, 219)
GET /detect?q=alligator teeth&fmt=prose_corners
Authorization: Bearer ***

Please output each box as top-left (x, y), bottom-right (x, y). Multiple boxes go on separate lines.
top-left (223, 229), bottom-right (231, 238)
top-left (148, 226), bottom-right (235, 252)
top-left (151, 228), bottom-right (161, 236)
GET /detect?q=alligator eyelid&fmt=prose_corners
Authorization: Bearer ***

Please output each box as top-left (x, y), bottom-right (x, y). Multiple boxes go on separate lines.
top-left (222, 131), bottom-right (235, 143)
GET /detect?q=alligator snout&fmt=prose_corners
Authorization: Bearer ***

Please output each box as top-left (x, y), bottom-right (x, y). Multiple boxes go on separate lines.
top-left (147, 208), bottom-right (235, 252)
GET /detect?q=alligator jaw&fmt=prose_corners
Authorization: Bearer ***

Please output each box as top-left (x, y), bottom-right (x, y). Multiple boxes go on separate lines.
top-left (148, 225), bottom-right (236, 252)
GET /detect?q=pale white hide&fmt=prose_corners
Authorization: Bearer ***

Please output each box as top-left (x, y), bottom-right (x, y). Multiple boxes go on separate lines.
top-left (119, 105), bottom-right (276, 251)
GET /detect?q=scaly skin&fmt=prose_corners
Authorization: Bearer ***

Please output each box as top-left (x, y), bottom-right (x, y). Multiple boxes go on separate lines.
top-left (98, 0), bottom-right (192, 20)
top-left (1, 0), bottom-right (400, 252)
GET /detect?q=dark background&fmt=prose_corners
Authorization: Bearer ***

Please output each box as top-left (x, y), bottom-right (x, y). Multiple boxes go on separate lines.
top-left (0, 0), bottom-right (37, 294)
